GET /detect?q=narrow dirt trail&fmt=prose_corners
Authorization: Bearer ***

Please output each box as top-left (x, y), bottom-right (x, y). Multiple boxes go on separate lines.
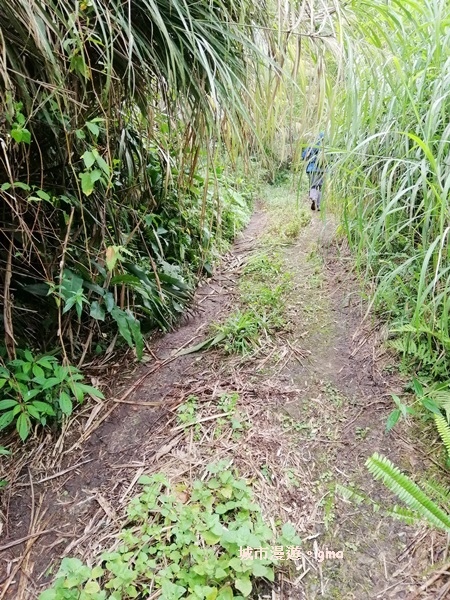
top-left (1, 183), bottom-right (441, 599)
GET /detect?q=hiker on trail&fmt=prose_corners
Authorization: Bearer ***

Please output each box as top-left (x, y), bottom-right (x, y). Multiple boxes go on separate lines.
top-left (302, 132), bottom-right (326, 211)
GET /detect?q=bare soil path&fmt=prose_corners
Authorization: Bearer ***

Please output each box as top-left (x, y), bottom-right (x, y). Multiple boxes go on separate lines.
top-left (0, 182), bottom-right (445, 599)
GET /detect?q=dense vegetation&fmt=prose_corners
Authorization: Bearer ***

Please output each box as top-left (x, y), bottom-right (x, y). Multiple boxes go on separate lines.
top-left (4, 0), bottom-right (450, 595)
top-left (330, 0), bottom-right (450, 533)
top-left (0, 0), bottom-right (336, 439)
top-left (2, 0), bottom-right (450, 541)
top-left (0, 0), bottom-right (263, 367)
top-left (334, 0), bottom-right (450, 385)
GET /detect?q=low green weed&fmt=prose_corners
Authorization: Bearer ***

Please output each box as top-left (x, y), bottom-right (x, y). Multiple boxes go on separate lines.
top-left (239, 280), bottom-right (291, 329)
top-left (214, 310), bottom-right (265, 355)
top-left (215, 393), bottom-right (246, 439)
top-left (40, 462), bottom-right (302, 600)
top-left (0, 349), bottom-right (103, 441)
top-left (210, 248), bottom-right (293, 356)
top-left (241, 252), bottom-right (283, 279)
top-left (177, 395), bottom-right (201, 440)
top-left (267, 208), bottom-right (311, 242)
top-left (0, 446), bottom-right (11, 488)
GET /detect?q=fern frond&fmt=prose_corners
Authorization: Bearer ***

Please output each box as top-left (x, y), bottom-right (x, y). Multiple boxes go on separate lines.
top-left (422, 479), bottom-right (450, 509)
top-left (366, 453), bottom-right (450, 532)
top-left (428, 391), bottom-right (450, 406)
top-left (434, 414), bottom-right (450, 457)
top-left (431, 391), bottom-right (450, 421)
top-left (337, 483), bottom-right (421, 525)
top-left (388, 505), bottom-right (422, 526)
top-left (335, 483), bottom-right (366, 505)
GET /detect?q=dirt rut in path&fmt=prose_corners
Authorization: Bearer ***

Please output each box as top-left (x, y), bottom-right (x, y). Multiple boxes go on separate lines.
top-left (275, 211), bottom-right (430, 599)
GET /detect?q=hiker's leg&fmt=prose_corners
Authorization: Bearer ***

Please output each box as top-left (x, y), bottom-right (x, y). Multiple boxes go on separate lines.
top-left (316, 186), bottom-right (322, 210)
top-left (310, 187), bottom-right (318, 210)
top-left (308, 173), bottom-right (314, 196)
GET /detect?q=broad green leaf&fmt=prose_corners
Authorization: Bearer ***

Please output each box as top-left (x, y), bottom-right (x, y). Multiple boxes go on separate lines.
top-left (160, 580), bottom-right (186, 600)
top-left (421, 398), bottom-right (442, 416)
top-left (217, 586), bottom-right (233, 600)
top-left (81, 151), bottom-right (96, 169)
top-left (0, 399), bottom-right (18, 410)
top-left (37, 357), bottom-right (55, 369)
top-left (90, 566), bottom-right (104, 578)
top-left (59, 392), bottom-right (73, 415)
top-left (206, 588), bottom-right (218, 600)
top-left (93, 149), bottom-right (110, 175)
top-left (137, 474), bottom-right (154, 485)
top-left (26, 404), bottom-right (41, 420)
top-left (62, 295), bottom-right (77, 314)
top-left (70, 54), bottom-right (90, 80)
top-left (104, 292), bottom-right (115, 312)
top-left (227, 557), bottom-right (245, 572)
top-left (24, 389), bottom-right (41, 401)
top-left (17, 412), bottom-right (31, 441)
top-left (37, 589), bottom-right (57, 600)
top-left (73, 383), bottom-right (104, 400)
top-left (35, 189), bottom-right (51, 201)
top-left (281, 522), bottom-right (300, 544)
top-left (24, 350), bottom-right (34, 362)
top-left (214, 567), bottom-right (228, 579)
top-left (90, 301), bottom-right (105, 321)
top-left (250, 562), bottom-right (273, 578)
top-left (234, 577), bottom-right (252, 597)
top-left (70, 383), bottom-right (83, 403)
top-left (84, 581), bottom-right (100, 593)
top-left (386, 409), bottom-right (401, 433)
top-left (11, 127), bottom-right (31, 144)
top-left (0, 410), bottom-right (15, 431)
top-left (111, 306), bottom-right (132, 346)
top-left (32, 364), bottom-right (45, 378)
top-left (203, 530), bottom-right (221, 545)
top-left (79, 171), bottom-right (94, 196)
top-left (86, 120), bottom-right (100, 136)
top-left (12, 181), bottom-right (30, 191)
top-left (42, 377), bottom-right (61, 390)
top-left (32, 401), bottom-right (55, 416)
top-left (126, 311), bottom-right (143, 360)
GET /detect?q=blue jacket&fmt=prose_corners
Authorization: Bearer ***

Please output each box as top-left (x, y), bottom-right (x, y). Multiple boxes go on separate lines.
top-left (302, 145), bottom-right (324, 174)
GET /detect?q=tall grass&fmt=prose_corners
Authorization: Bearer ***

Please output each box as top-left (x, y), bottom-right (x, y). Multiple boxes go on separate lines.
top-left (0, 0), bottom-right (343, 365)
top-left (332, 0), bottom-right (450, 379)
top-left (0, 0), bottom-right (274, 362)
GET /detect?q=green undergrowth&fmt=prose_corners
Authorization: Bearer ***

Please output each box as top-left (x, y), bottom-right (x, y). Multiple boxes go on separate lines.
top-left (0, 163), bottom-right (254, 446)
top-left (213, 250), bottom-right (293, 355)
top-left (266, 208), bottom-right (311, 242)
top-left (262, 178), bottom-right (311, 244)
top-left (210, 179), bottom-right (313, 356)
top-left (176, 393), bottom-right (247, 442)
top-left (0, 349), bottom-right (103, 442)
top-left (40, 462), bottom-right (302, 600)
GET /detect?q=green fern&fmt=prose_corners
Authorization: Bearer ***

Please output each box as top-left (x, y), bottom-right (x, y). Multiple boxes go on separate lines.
top-left (388, 505), bottom-right (422, 526)
top-left (336, 483), bottom-right (421, 526)
top-left (366, 453), bottom-right (450, 532)
top-left (430, 390), bottom-right (450, 421)
top-left (335, 483), bottom-right (365, 505)
top-left (435, 414), bottom-right (450, 457)
top-left (422, 479), bottom-right (450, 507)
